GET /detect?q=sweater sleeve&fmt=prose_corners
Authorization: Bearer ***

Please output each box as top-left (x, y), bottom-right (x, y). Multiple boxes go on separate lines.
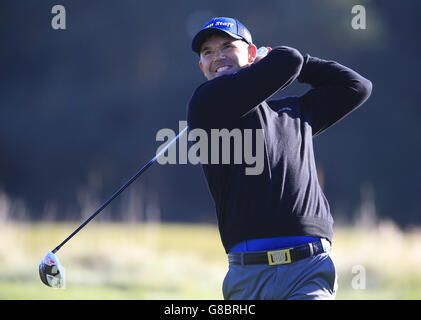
top-left (188, 46), bottom-right (304, 128)
top-left (297, 55), bottom-right (372, 137)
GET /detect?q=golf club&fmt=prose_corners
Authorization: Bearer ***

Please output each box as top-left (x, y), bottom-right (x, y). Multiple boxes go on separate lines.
top-left (39, 125), bottom-right (189, 288)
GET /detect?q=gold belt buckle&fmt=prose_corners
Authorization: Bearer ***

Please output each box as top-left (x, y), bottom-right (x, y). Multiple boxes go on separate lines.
top-left (267, 248), bottom-right (292, 265)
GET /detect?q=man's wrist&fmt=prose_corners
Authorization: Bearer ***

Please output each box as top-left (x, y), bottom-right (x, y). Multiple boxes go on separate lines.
top-left (297, 53), bottom-right (311, 83)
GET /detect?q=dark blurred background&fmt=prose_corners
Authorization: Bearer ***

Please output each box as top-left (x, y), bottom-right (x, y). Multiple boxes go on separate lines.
top-left (1, 0), bottom-right (420, 228)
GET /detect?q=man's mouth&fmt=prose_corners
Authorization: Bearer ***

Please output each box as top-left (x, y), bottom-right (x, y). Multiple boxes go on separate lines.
top-left (214, 65), bottom-right (231, 73)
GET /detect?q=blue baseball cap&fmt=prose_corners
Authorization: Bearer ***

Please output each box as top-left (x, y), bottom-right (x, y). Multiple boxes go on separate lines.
top-left (191, 17), bottom-right (253, 54)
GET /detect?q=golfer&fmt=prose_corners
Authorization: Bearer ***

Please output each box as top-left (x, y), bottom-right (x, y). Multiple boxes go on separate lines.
top-left (187, 17), bottom-right (372, 300)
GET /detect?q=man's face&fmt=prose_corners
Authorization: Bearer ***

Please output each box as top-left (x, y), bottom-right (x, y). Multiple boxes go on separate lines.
top-left (199, 34), bottom-right (257, 80)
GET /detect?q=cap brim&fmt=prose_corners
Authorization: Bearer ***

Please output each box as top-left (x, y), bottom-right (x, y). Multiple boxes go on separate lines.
top-left (192, 28), bottom-right (243, 54)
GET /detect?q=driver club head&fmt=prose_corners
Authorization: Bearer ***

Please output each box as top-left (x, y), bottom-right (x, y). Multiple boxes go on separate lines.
top-left (39, 252), bottom-right (66, 289)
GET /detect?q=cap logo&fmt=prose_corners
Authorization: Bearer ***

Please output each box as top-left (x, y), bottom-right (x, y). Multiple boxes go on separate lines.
top-left (204, 21), bottom-right (234, 29)
top-left (215, 21), bottom-right (234, 28)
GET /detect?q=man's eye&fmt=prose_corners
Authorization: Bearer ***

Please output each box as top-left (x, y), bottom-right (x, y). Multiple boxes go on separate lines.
top-left (203, 50), bottom-right (212, 56)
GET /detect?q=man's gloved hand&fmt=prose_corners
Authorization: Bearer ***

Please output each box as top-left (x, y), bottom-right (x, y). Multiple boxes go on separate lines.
top-left (254, 46), bottom-right (272, 63)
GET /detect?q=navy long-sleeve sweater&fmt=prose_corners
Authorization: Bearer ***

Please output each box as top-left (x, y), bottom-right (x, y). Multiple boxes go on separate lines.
top-left (187, 46), bottom-right (372, 253)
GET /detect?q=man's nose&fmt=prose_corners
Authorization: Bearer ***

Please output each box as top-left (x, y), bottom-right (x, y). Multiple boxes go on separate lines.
top-left (214, 48), bottom-right (226, 60)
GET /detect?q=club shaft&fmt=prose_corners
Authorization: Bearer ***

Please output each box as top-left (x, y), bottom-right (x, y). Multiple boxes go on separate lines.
top-left (52, 125), bottom-right (189, 254)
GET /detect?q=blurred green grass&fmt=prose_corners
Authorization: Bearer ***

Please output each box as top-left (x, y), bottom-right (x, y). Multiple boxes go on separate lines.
top-left (1, 221), bottom-right (421, 299)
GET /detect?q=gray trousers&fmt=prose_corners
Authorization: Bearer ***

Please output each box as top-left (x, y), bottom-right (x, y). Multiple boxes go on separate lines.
top-left (223, 253), bottom-right (337, 300)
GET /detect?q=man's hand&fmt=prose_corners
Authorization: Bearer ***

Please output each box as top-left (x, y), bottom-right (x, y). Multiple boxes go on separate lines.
top-left (254, 46), bottom-right (272, 64)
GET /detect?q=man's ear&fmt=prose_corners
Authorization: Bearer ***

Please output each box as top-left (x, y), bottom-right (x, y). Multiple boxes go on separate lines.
top-left (199, 59), bottom-right (204, 73)
top-left (248, 44), bottom-right (257, 64)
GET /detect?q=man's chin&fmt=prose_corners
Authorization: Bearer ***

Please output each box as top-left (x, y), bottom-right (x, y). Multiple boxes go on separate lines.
top-left (210, 69), bottom-right (235, 79)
